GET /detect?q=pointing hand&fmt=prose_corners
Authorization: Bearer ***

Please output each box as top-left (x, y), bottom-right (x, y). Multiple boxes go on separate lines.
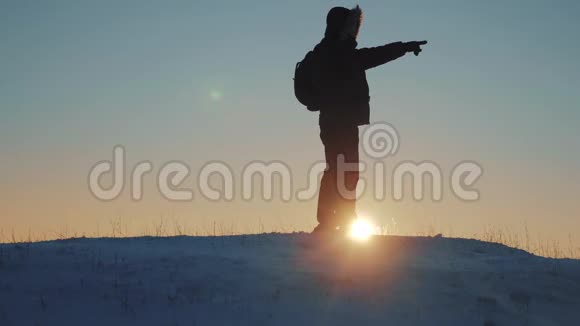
top-left (405, 40), bottom-right (428, 56)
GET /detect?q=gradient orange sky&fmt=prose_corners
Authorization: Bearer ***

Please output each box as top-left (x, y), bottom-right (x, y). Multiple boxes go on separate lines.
top-left (1, 1), bottom-right (579, 245)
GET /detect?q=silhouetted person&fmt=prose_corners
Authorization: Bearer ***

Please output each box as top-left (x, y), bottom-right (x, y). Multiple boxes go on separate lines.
top-left (310, 6), bottom-right (427, 233)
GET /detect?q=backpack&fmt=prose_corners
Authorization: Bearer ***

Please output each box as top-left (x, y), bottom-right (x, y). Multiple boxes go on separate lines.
top-left (293, 51), bottom-right (320, 112)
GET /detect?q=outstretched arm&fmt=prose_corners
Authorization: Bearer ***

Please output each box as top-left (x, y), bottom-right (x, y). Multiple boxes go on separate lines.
top-left (355, 40), bottom-right (428, 70)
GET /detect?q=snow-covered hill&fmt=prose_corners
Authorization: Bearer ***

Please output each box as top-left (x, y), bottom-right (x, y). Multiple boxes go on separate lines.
top-left (1, 234), bottom-right (579, 325)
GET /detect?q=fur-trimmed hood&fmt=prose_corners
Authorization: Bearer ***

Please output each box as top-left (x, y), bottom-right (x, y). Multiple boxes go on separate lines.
top-left (325, 5), bottom-right (364, 40)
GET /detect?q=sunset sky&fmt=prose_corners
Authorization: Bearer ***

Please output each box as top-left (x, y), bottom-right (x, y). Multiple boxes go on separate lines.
top-left (1, 1), bottom-right (579, 243)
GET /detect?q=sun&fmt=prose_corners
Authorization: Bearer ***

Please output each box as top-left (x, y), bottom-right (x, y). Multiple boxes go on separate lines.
top-left (348, 218), bottom-right (375, 242)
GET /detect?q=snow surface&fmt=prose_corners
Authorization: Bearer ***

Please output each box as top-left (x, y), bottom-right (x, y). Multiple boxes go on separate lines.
top-left (0, 233), bottom-right (579, 325)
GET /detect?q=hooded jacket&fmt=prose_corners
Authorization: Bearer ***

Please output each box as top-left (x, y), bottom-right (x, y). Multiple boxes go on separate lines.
top-left (312, 6), bottom-right (407, 126)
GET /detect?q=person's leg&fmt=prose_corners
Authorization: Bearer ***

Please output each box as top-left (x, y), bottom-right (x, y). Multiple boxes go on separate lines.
top-left (317, 126), bottom-right (339, 227)
top-left (316, 124), bottom-right (359, 229)
top-left (335, 125), bottom-right (359, 227)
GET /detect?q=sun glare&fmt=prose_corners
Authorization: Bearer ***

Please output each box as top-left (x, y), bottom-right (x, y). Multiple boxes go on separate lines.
top-left (349, 218), bottom-right (375, 242)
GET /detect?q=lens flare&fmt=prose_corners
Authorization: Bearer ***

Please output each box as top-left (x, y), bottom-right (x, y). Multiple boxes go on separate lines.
top-left (209, 89), bottom-right (223, 101)
top-left (349, 218), bottom-right (374, 242)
